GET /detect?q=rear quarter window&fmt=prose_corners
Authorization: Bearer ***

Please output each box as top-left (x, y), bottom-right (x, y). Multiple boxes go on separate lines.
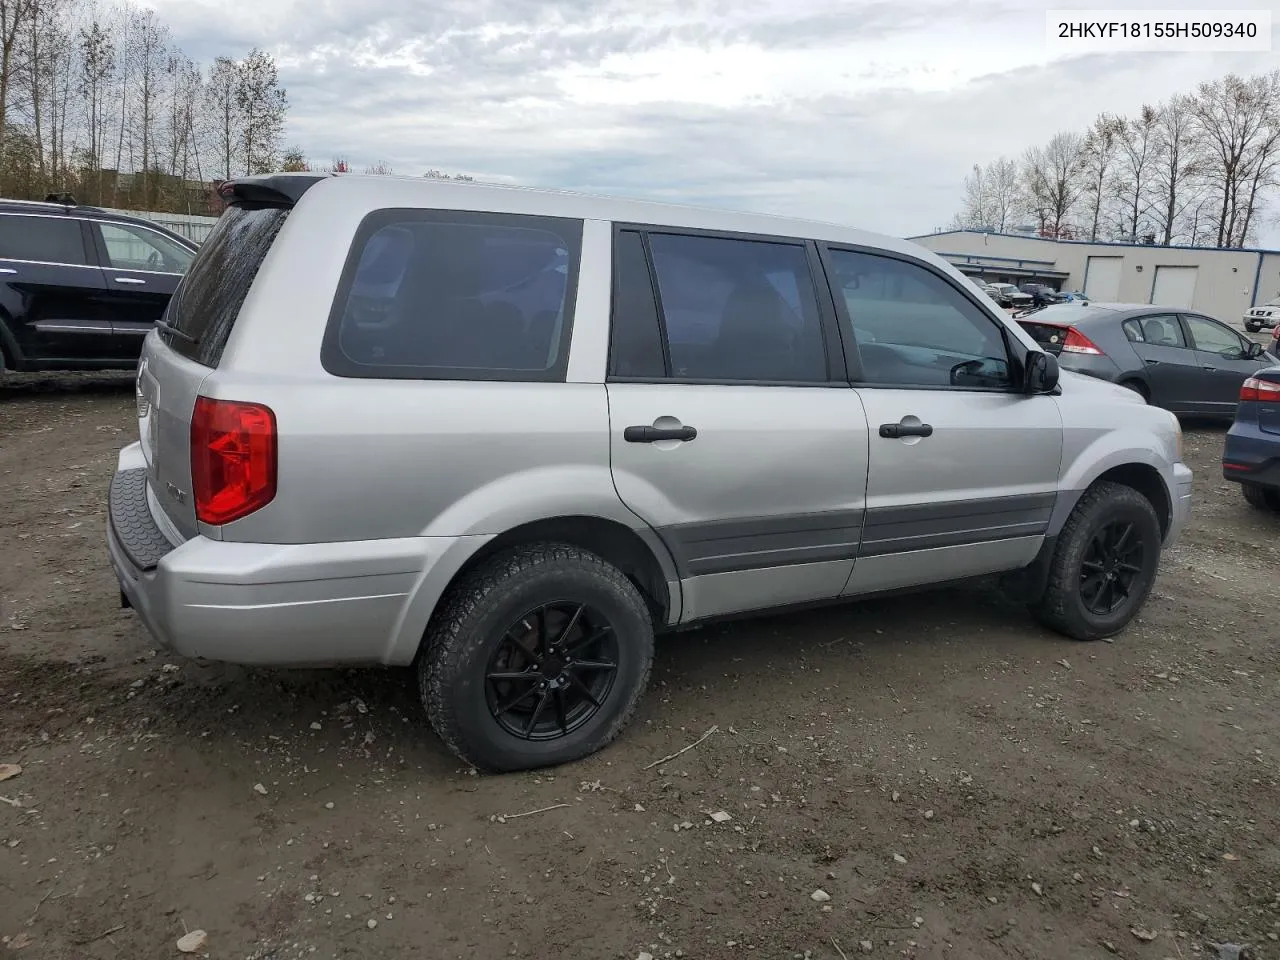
top-left (321, 209), bottom-right (582, 382)
top-left (162, 204), bottom-right (290, 366)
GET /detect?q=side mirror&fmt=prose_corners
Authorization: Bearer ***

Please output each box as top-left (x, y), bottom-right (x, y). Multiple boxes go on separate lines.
top-left (1246, 340), bottom-right (1265, 359)
top-left (1024, 350), bottom-right (1059, 394)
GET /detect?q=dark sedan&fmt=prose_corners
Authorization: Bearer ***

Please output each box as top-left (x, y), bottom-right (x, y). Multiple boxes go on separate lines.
top-left (1017, 302), bottom-right (1278, 416)
top-left (1222, 366), bottom-right (1280, 511)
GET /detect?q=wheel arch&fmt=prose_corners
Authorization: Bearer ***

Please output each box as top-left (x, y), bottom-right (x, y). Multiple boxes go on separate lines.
top-left (385, 514), bottom-right (681, 665)
top-left (1092, 462), bottom-right (1171, 537)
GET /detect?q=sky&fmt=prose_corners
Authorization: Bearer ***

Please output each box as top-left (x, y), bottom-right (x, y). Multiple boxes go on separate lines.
top-left (139, 0), bottom-right (1280, 246)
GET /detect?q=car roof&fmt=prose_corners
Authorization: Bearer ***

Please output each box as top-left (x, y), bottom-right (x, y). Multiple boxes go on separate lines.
top-left (0, 198), bottom-right (198, 247)
top-left (1021, 301), bottom-right (1233, 325)
top-left (264, 172), bottom-right (943, 263)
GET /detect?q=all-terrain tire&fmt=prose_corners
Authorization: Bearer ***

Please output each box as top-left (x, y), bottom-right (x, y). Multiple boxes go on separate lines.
top-left (1030, 481), bottom-right (1162, 641)
top-left (419, 543), bottom-right (654, 773)
top-left (1242, 482), bottom-right (1280, 511)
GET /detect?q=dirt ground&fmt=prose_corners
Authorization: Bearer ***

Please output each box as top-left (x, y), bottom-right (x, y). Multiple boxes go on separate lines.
top-left (1, 371), bottom-right (1278, 960)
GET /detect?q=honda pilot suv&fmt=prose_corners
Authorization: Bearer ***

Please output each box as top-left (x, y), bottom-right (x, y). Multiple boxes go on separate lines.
top-left (107, 173), bottom-right (1193, 772)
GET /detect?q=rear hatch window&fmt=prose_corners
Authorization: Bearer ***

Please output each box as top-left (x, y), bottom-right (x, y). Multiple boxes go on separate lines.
top-left (1017, 320), bottom-right (1067, 355)
top-left (160, 204), bottom-right (290, 367)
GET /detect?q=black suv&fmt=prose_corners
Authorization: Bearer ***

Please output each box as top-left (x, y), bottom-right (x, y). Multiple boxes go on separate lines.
top-left (0, 197), bottom-right (198, 373)
top-left (1019, 283), bottom-right (1063, 308)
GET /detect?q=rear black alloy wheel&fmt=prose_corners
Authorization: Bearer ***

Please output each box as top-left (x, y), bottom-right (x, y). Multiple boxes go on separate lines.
top-left (485, 602), bottom-right (620, 741)
top-left (420, 543), bottom-right (654, 772)
top-left (1031, 481), bottom-right (1162, 641)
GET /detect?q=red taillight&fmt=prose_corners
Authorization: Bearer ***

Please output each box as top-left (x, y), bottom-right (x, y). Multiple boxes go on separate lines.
top-left (1240, 377), bottom-right (1280, 403)
top-left (191, 397), bottom-right (277, 525)
top-left (1060, 327), bottom-right (1103, 355)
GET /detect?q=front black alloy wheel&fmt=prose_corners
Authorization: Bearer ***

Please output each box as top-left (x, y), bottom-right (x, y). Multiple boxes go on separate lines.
top-left (1030, 481), bottom-right (1162, 641)
top-left (1078, 520), bottom-right (1147, 616)
top-left (420, 543), bottom-right (654, 772)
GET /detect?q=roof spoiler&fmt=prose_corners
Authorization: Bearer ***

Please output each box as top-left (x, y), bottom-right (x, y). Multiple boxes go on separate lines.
top-left (216, 174), bottom-right (331, 207)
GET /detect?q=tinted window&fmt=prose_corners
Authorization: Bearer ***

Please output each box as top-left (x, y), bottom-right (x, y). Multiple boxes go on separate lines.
top-left (609, 230), bottom-right (666, 378)
top-left (0, 214), bottom-right (86, 265)
top-left (1184, 315), bottom-right (1244, 356)
top-left (163, 204), bottom-right (290, 367)
top-left (1134, 314), bottom-right (1186, 348)
top-left (1121, 318), bottom-right (1145, 342)
top-left (323, 211), bottom-right (581, 381)
top-left (97, 221), bottom-right (194, 273)
top-left (646, 233), bottom-right (826, 382)
top-left (825, 249), bottom-right (1010, 388)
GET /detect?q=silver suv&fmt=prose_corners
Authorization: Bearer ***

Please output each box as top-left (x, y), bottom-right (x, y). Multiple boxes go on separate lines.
top-left (108, 173), bottom-right (1193, 771)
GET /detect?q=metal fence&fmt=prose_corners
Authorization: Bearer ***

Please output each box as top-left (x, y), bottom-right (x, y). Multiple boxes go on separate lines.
top-left (102, 207), bottom-right (220, 245)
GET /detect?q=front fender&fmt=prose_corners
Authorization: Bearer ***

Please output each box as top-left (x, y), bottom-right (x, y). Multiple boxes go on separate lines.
top-left (1050, 424), bottom-right (1179, 534)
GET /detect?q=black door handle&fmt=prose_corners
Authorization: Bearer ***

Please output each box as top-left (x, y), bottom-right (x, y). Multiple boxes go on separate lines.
top-left (879, 422), bottom-right (933, 439)
top-left (624, 425), bottom-right (697, 443)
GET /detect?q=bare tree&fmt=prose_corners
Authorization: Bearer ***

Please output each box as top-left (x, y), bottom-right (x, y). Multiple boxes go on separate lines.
top-left (1022, 132), bottom-right (1083, 238)
top-left (1112, 106), bottom-right (1159, 241)
top-left (236, 47), bottom-right (285, 175)
top-left (0, 0), bottom-right (37, 162)
top-left (1231, 71), bottom-right (1280, 247)
top-left (1148, 94), bottom-right (1199, 245)
top-left (364, 160), bottom-right (393, 175)
top-left (951, 163), bottom-right (992, 229)
top-left (1077, 114), bottom-right (1122, 240)
top-left (986, 156), bottom-right (1020, 233)
top-left (1189, 72), bottom-right (1280, 247)
top-left (79, 16), bottom-right (113, 198)
top-left (205, 55), bottom-right (240, 180)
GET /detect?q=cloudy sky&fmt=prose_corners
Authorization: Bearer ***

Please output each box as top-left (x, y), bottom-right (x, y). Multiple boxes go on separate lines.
top-left (141, 0), bottom-right (1278, 244)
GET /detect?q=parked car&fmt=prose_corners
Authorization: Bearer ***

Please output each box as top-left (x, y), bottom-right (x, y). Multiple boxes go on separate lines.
top-left (108, 172), bottom-right (1192, 772)
top-left (1017, 302), bottom-right (1278, 415)
top-left (0, 197), bottom-right (198, 373)
top-left (1222, 366), bottom-right (1280, 510)
top-left (987, 282), bottom-right (1033, 308)
top-left (1019, 283), bottom-right (1062, 307)
top-left (1243, 298), bottom-right (1280, 332)
top-left (1058, 291), bottom-right (1089, 302)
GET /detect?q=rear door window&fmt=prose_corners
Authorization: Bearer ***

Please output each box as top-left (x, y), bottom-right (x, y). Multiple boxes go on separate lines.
top-left (1134, 314), bottom-right (1186, 348)
top-left (0, 214), bottom-right (88, 265)
top-left (161, 204), bottom-right (290, 366)
top-left (642, 232), bottom-right (827, 382)
top-left (322, 210), bottom-right (581, 381)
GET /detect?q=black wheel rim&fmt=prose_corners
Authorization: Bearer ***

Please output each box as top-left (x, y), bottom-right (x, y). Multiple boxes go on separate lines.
top-left (1079, 519), bottom-right (1147, 616)
top-left (484, 602), bottom-right (619, 741)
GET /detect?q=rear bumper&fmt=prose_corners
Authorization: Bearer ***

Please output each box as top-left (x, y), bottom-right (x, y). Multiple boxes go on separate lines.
top-left (107, 443), bottom-right (484, 666)
top-left (1222, 420), bottom-right (1280, 490)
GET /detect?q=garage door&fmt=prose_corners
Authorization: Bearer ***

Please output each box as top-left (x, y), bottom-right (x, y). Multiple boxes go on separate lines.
top-left (1151, 265), bottom-right (1198, 308)
top-left (1084, 256), bottom-right (1123, 301)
